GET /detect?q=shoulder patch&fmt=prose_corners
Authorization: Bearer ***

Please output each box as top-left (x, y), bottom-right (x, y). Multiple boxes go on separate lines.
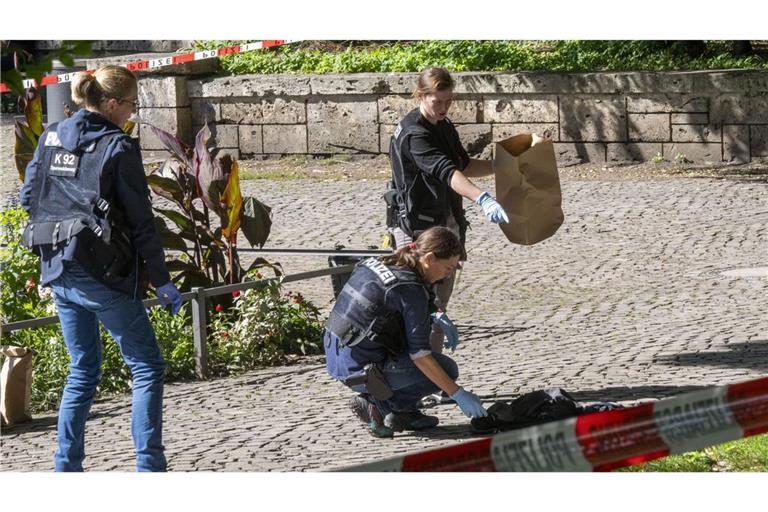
top-left (393, 123), bottom-right (402, 140)
top-left (361, 257), bottom-right (397, 285)
top-left (44, 131), bottom-right (62, 147)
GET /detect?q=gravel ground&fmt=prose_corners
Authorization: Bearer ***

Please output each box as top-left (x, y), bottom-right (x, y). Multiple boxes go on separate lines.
top-left (2, 131), bottom-right (766, 471)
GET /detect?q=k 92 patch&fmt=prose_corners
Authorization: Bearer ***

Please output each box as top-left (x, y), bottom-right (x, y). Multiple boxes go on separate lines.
top-left (48, 149), bottom-right (79, 177)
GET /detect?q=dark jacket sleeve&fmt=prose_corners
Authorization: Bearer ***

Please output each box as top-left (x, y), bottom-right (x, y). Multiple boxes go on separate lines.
top-left (386, 284), bottom-right (432, 358)
top-left (406, 131), bottom-right (459, 186)
top-left (107, 137), bottom-right (171, 287)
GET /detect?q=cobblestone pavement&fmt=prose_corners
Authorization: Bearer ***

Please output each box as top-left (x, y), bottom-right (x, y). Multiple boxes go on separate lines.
top-left (2, 169), bottom-right (767, 472)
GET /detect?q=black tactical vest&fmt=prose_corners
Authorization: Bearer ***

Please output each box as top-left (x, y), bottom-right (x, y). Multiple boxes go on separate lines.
top-left (22, 124), bottom-right (139, 295)
top-left (324, 258), bottom-right (430, 356)
top-left (385, 110), bottom-right (469, 248)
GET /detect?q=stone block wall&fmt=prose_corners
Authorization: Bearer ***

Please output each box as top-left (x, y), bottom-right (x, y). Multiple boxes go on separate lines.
top-left (137, 70), bottom-right (768, 165)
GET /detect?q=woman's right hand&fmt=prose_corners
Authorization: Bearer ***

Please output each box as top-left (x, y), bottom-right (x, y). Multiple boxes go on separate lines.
top-left (156, 281), bottom-right (183, 315)
top-left (450, 387), bottom-right (488, 418)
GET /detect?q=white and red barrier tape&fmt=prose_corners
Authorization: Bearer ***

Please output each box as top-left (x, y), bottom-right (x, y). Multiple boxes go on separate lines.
top-left (339, 376), bottom-right (768, 472)
top-left (0, 40), bottom-right (296, 94)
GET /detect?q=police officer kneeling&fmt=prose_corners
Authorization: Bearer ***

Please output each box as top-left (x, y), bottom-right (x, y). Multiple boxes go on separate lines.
top-left (324, 226), bottom-right (487, 438)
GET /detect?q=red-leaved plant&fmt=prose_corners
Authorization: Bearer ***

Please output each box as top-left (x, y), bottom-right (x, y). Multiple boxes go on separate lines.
top-left (146, 123), bottom-right (279, 290)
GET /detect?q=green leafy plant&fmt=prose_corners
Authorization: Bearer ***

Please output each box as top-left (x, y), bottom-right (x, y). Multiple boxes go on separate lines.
top-left (195, 40), bottom-right (768, 75)
top-left (0, 207), bottom-right (46, 323)
top-left (145, 123), bottom-right (276, 291)
top-left (150, 305), bottom-right (196, 381)
top-left (0, 40), bottom-right (93, 97)
top-left (207, 271), bottom-right (324, 375)
top-left (13, 88), bottom-right (44, 183)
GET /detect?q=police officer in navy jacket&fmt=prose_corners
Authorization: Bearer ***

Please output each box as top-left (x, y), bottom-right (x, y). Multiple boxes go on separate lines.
top-left (324, 226), bottom-right (487, 438)
top-left (20, 65), bottom-right (182, 471)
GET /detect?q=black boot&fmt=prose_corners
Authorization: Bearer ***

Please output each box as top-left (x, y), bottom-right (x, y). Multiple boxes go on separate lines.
top-left (385, 411), bottom-right (440, 431)
top-left (349, 395), bottom-right (394, 438)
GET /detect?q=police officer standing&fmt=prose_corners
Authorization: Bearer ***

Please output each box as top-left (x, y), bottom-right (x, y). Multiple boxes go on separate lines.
top-left (324, 226), bottom-right (487, 438)
top-left (19, 65), bottom-right (182, 471)
top-left (386, 67), bottom-right (509, 354)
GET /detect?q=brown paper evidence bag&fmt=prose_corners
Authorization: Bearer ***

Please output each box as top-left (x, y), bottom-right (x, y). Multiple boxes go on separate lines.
top-left (494, 133), bottom-right (564, 246)
top-left (1, 345), bottom-right (34, 426)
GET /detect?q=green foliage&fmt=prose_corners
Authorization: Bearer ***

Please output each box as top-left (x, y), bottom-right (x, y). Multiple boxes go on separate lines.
top-left (1, 207), bottom-right (64, 411)
top-left (151, 305), bottom-right (196, 381)
top-left (96, 326), bottom-right (133, 397)
top-left (10, 327), bottom-right (69, 412)
top-left (194, 40), bottom-right (768, 74)
top-left (13, 309), bottom-right (192, 413)
top-left (207, 271), bottom-right (324, 375)
top-left (1, 207), bottom-right (318, 411)
top-left (1, 92), bottom-right (18, 114)
top-left (621, 433), bottom-right (768, 472)
top-left (0, 208), bottom-right (43, 324)
top-left (1, 41), bottom-right (93, 97)
top-left (13, 88), bottom-right (44, 183)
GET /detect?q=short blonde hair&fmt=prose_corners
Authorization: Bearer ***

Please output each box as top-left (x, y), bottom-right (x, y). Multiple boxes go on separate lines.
top-left (71, 65), bottom-right (137, 108)
top-left (412, 67), bottom-right (455, 100)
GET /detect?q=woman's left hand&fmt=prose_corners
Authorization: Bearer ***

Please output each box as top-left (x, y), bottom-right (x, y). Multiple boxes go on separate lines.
top-left (431, 311), bottom-right (460, 352)
top-left (476, 192), bottom-right (509, 224)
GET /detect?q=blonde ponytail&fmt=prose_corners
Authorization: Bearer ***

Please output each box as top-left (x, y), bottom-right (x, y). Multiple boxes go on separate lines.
top-left (71, 72), bottom-right (102, 107)
top-left (70, 65), bottom-right (137, 109)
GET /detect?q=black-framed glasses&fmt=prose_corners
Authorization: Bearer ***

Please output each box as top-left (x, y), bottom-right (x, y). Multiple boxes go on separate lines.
top-left (119, 98), bottom-right (139, 109)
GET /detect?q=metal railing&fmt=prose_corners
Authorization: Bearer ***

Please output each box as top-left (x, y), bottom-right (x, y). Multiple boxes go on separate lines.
top-left (1, 248), bottom-right (391, 379)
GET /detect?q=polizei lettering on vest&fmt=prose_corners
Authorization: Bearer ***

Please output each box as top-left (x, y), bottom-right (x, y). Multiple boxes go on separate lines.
top-left (362, 258), bottom-right (397, 285)
top-left (44, 131), bottom-right (62, 147)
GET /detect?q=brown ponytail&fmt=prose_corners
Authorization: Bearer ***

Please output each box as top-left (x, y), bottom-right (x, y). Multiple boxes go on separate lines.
top-left (380, 226), bottom-right (462, 271)
top-left (412, 67), bottom-right (455, 100)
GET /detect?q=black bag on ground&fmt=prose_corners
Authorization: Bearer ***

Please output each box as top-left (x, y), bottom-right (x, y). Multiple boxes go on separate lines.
top-left (471, 388), bottom-right (582, 434)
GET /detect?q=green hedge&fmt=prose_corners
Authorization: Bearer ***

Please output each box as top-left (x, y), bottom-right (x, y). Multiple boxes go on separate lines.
top-left (1, 207), bottom-right (323, 413)
top-left (195, 40), bottom-right (767, 74)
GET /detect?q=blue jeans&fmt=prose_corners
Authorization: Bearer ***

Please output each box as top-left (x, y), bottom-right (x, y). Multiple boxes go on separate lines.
top-left (351, 352), bottom-right (459, 415)
top-left (50, 261), bottom-right (166, 472)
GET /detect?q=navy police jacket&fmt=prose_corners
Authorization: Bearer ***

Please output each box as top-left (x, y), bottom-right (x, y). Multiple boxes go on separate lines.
top-left (19, 109), bottom-right (170, 289)
top-left (324, 258), bottom-right (434, 382)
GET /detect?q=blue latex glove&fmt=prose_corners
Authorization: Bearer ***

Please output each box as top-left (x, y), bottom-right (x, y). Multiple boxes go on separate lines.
top-left (450, 387), bottom-right (488, 418)
top-left (476, 191), bottom-right (509, 224)
top-left (431, 311), bottom-right (459, 352)
top-left (156, 282), bottom-right (182, 315)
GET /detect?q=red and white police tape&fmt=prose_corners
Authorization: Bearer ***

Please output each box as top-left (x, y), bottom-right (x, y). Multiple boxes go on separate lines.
top-left (338, 375), bottom-right (768, 471)
top-left (0, 40), bottom-right (297, 94)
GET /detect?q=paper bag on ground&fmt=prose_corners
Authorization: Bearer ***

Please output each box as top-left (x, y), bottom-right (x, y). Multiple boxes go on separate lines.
top-left (1, 345), bottom-right (35, 426)
top-left (494, 133), bottom-right (564, 245)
